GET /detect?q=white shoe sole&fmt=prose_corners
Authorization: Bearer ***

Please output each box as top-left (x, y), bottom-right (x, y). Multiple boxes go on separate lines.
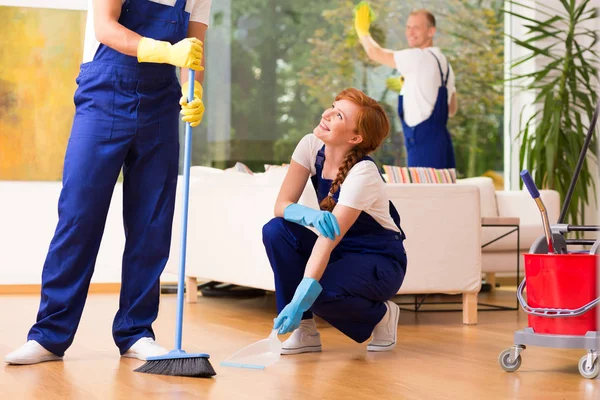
top-left (121, 351), bottom-right (149, 361)
top-left (5, 354), bottom-right (62, 365)
top-left (367, 301), bottom-right (399, 352)
top-left (281, 344), bottom-right (322, 355)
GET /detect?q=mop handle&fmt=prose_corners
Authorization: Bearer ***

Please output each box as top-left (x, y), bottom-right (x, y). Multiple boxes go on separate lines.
top-left (174, 69), bottom-right (195, 351)
top-left (521, 169), bottom-right (555, 254)
top-left (558, 99), bottom-right (599, 223)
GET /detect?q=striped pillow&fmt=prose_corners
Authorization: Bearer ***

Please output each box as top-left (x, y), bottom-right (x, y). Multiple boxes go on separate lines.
top-left (383, 165), bottom-right (457, 184)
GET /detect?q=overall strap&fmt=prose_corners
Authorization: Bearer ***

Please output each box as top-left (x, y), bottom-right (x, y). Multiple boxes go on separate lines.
top-left (445, 61), bottom-right (450, 87)
top-left (174, 0), bottom-right (188, 10)
top-left (315, 145), bottom-right (326, 170)
top-left (311, 145), bottom-right (328, 197)
top-left (427, 50), bottom-right (449, 87)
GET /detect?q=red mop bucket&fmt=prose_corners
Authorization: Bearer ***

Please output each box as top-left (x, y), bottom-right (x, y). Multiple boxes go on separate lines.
top-left (521, 253), bottom-right (598, 335)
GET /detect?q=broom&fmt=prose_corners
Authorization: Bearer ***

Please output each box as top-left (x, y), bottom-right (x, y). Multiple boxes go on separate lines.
top-left (135, 70), bottom-right (216, 378)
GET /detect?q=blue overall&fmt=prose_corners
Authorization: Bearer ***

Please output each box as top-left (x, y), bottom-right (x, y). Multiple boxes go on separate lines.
top-left (262, 147), bottom-right (408, 343)
top-left (398, 51), bottom-right (456, 168)
top-left (27, 0), bottom-right (189, 356)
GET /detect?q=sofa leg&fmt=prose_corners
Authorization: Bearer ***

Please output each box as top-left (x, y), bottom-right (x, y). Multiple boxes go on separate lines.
top-left (185, 276), bottom-right (198, 303)
top-left (485, 272), bottom-right (496, 290)
top-left (462, 292), bottom-right (477, 325)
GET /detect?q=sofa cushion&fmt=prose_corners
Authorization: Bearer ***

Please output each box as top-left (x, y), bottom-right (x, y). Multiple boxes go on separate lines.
top-left (225, 162), bottom-right (254, 175)
top-left (456, 177), bottom-right (499, 218)
top-left (382, 166), bottom-right (457, 184)
top-left (264, 163), bottom-right (289, 171)
top-left (190, 166), bottom-right (224, 176)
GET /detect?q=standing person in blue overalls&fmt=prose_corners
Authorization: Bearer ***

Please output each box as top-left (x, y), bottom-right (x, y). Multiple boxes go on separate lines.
top-left (5, 0), bottom-right (211, 365)
top-left (262, 88), bottom-right (407, 354)
top-left (354, 3), bottom-right (458, 169)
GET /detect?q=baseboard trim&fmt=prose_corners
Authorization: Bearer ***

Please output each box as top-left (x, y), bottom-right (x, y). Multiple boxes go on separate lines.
top-left (0, 282), bottom-right (183, 295)
top-left (0, 283), bottom-right (122, 295)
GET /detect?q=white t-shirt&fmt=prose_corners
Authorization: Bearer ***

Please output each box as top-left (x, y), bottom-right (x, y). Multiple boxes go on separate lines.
top-left (393, 47), bottom-right (456, 127)
top-left (83, 0), bottom-right (212, 63)
top-left (292, 134), bottom-right (400, 233)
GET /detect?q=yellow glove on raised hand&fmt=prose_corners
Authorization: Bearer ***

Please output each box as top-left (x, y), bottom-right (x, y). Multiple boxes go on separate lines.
top-left (386, 76), bottom-right (405, 93)
top-left (180, 81), bottom-right (205, 127)
top-left (354, 1), bottom-right (374, 37)
top-left (137, 37), bottom-right (204, 71)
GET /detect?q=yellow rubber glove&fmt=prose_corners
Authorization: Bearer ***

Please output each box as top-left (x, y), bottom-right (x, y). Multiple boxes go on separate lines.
top-left (138, 37), bottom-right (204, 71)
top-left (180, 81), bottom-right (205, 127)
top-left (354, 1), bottom-right (375, 37)
top-left (386, 76), bottom-right (405, 93)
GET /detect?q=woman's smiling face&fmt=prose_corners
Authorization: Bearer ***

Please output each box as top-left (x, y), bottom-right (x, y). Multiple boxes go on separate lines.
top-left (313, 99), bottom-right (362, 147)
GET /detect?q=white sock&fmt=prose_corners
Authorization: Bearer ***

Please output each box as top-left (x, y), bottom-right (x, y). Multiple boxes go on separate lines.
top-left (299, 318), bottom-right (318, 334)
top-left (376, 302), bottom-right (390, 327)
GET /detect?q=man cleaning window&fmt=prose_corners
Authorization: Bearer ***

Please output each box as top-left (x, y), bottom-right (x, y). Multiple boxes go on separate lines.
top-left (354, 2), bottom-right (458, 169)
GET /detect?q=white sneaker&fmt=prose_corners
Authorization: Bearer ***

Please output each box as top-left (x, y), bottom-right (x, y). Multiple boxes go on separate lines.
top-left (4, 340), bottom-right (63, 365)
top-left (367, 300), bottom-right (399, 352)
top-left (281, 319), bottom-right (322, 355)
top-left (122, 337), bottom-right (168, 361)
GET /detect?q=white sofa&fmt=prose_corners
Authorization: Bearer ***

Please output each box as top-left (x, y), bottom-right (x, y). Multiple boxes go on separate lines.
top-left (457, 177), bottom-right (561, 287)
top-left (0, 172), bottom-right (558, 326)
top-left (164, 166), bottom-right (483, 324)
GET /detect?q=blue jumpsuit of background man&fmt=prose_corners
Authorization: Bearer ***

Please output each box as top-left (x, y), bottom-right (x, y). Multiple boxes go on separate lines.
top-left (398, 51), bottom-right (456, 169)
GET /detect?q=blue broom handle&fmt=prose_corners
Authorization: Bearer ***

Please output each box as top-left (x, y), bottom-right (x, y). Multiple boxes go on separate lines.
top-left (175, 69), bottom-right (195, 351)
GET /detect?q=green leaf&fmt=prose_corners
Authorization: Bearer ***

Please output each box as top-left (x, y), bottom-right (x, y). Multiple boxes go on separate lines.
top-left (509, 36), bottom-right (558, 58)
top-left (509, 52), bottom-right (540, 69)
top-left (573, 0), bottom-right (592, 21)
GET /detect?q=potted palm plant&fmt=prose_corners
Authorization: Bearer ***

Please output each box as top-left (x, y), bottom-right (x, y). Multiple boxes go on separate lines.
top-left (505, 0), bottom-right (598, 226)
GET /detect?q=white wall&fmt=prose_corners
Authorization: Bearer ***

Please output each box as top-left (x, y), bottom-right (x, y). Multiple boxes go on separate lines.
top-left (0, 182), bottom-right (125, 284)
top-left (0, 181), bottom-right (180, 285)
top-left (0, 1), bottom-right (86, 10)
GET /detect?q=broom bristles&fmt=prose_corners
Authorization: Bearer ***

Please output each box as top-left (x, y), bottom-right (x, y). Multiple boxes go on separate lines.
top-left (134, 356), bottom-right (216, 378)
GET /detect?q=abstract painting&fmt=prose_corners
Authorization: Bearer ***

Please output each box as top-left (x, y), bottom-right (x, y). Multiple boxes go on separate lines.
top-left (0, 6), bottom-right (86, 181)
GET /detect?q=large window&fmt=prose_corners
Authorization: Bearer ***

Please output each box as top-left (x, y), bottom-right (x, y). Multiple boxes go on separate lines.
top-left (0, 1), bottom-right (506, 181)
top-left (196, 0), bottom-right (506, 177)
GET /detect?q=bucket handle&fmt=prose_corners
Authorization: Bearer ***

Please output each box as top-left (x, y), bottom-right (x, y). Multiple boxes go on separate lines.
top-left (517, 279), bottom-right (600, 317)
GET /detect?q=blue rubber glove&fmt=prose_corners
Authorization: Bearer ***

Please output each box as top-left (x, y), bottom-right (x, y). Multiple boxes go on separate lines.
top-left (274, 277), bottom-right (323, 334)
top-left (283, 203), bottom-right (341, 240)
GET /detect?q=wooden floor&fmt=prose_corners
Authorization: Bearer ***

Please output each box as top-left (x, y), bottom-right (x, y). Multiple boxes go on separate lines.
top-left (1, 288), bottom-right (598, 400)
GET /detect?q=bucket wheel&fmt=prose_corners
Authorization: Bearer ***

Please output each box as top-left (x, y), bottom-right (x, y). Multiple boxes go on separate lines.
top-left (499, 348), bottom-right (523, 372)
top-left (578, 352), bottom-right (599, 379)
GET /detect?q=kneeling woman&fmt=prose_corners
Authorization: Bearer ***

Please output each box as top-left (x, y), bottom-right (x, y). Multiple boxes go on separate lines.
top-left (262, 88), bottom-right (407, 354)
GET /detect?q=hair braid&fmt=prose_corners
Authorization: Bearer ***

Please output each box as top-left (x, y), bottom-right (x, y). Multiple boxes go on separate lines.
top-left (319, 146), bottom-right (366, 212)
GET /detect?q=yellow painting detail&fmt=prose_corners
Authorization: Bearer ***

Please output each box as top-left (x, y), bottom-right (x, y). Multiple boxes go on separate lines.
top-left (0, 6), bottom-right (86, 181)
